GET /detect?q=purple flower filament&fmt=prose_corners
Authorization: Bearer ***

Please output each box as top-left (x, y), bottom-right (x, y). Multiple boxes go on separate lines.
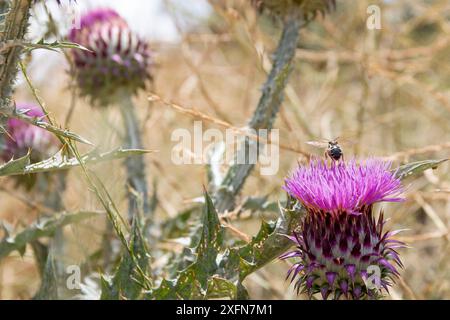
top-left (284, 159), bottom-right (404, 215)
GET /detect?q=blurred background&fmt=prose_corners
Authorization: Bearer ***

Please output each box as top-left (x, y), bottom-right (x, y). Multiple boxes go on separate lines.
top-left (0, 0), bottom-right (449, 299)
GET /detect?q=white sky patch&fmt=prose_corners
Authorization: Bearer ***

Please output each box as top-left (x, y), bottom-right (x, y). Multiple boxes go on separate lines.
top-left (29, 0), bottom-right (211, 42)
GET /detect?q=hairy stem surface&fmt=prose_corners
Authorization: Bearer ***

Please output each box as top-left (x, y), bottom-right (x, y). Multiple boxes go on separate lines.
top-left (213, 12), bottom-right (303, 212)
top-left (119, 95), bottom-right (150, 221)
top-left (0, 0), bottom-right (32, 113)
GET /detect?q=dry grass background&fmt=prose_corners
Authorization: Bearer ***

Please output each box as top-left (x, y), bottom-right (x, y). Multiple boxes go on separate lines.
top-left (0, 0), bottom-right (449, 299)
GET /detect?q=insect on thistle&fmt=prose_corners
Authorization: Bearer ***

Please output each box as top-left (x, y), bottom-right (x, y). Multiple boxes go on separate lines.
top-left (306, 138), bottom-right (351, 162)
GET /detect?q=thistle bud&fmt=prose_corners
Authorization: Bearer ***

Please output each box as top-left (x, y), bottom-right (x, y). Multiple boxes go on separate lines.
top-left (281, 159), bottom-right (406, 299)
top-left (69, 9), bottom-right (153, 107)
top-left (252, 0), bottom-right (336, 20)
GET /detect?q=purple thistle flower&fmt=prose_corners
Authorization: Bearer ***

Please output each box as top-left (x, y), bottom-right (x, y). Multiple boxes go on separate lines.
top-left (281, 158), bottom-right (407, 299)
top-left (1, 104), bottom-right (59, 163)
top-left (68, 8), bottom-right (153, 107)
top-left (284, 158), bottom-right (404, 214)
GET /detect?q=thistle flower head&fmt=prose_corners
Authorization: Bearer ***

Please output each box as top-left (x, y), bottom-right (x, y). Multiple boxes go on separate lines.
top-left (281, 159), bottom-right (406, 299)
top-left (284, 158), bottom-right (404, 214)
top-left (69, 8), bottom-right (153, 107)
top-left (1, 104), bottom-right (59, 163)
top-left (252, 0), bottom-right (336, 21)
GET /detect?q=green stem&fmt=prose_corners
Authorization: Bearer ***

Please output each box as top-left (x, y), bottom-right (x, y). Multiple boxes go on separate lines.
top-left (119, 95), bottom-right (150, 221)
top-left (0, 0), bottom-right (32, 113)
top-left (213, 11), bottom-right (303, 212)
top-left (33, 172), bottom-right (67, 297)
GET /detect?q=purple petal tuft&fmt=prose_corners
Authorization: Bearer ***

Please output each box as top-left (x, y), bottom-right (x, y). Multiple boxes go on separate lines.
top-left (284, 158), bottom-right (404, 213)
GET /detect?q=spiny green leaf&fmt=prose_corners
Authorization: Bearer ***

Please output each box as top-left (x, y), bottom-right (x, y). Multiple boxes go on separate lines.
top-left (0, 148), bottom-right (154, 177)
top-left (238, 220), bottom-right (277, 277)
top-left (100, 275), bottom-right (114, 299)
top-left (194, 191), bottom-right (224, 291)
top-left (153, 195), bottom-right (303, 300)
top-left (197, 191), bottom-right (223, 259)
top-left (212, 199), bottom-right (302, 286)
top-left (1, 39), bottom-right (91, 54)
top-left (151, 269), bottom-right (201, 300)
top-left (0, 211), bottom-right (101, 260)
top-left (0, 152), bottom-right (30, 176)
top-left (161, 205), bottom-right (201, 239)
top-left (205, 277), bottom-right (243, 300)
top-left (12, 109), bottom-right (94, 145)
top-left (394, 159), bottom-right (448, 180)
top-left (148, 279), bottom-right (177, 300)
top-left (24, 39), bottom-right (91, 53)
top-left (101, 216), bottom-right (150, 300)
top-left (150, 191), bottom-right (230, 300)
top-left (237, 197), bottom-right (304, 280)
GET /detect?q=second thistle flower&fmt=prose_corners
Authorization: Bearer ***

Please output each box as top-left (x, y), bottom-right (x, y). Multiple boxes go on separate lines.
top-left (1, 104), bottom-right (60, 188)
top-left (69, 9), bottom-right (153, 107)
top-left (1, 104), bottom-right (59, 162)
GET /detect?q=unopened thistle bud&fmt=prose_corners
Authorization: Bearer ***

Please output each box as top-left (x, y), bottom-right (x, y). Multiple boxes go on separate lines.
top-left (281, 159), bottom-right (406, 299)
top-left (252, 0), bottom-right (336, 20)
top-left (1, 104), bottom-right (59, 163)
top-left (69, 9), bottom-right (153, 107)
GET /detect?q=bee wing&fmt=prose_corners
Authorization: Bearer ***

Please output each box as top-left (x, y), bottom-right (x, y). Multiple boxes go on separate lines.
top-left (306, 141), bottom-right (329, 148)
top-left (336, 137), bottom-right (356, 147)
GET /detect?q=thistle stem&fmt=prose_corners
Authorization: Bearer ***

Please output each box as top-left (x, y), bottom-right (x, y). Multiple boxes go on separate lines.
top-left (0, 0), bottom-right (32, 113)
top-left (34, 172), bottom-right (67, 298)
top-left (213, 12), bottom-right (303, 212)
top-left (119, 95), bottom-right (150, 221)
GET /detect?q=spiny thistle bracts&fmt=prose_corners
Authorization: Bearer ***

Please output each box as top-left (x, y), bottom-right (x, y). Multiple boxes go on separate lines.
top-left (281, 159), bottom-right (406, 299)
top-left (69, 8), bottom-right (153, 107)
top-left (252, 0), bottom-right (336, 21)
